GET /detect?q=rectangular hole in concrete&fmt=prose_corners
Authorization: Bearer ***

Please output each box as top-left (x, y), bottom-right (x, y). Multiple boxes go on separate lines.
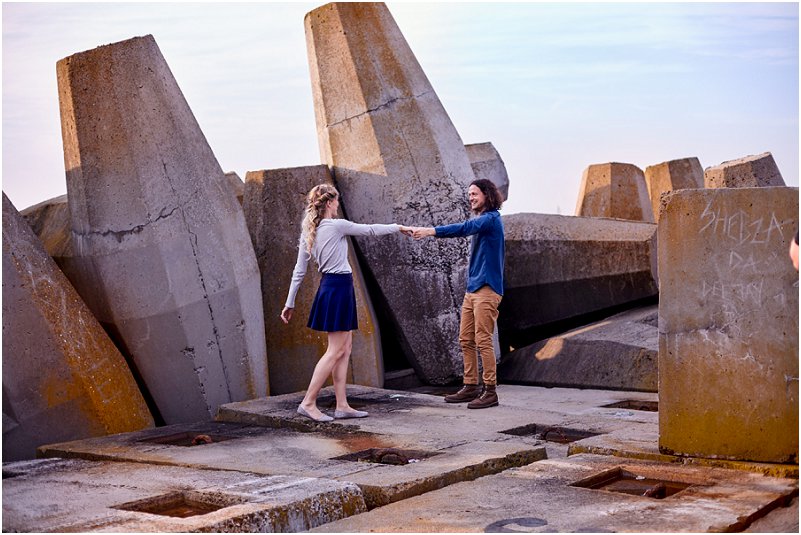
top-left (571, 467), bottom-right (693, 499)
top-left (115, 491), bottom-right (238, 518)
top-left (138, 431), bottom-right (237, 447)
top-left (602, 400), bottom-right (658, 411)
top-left (332, 447), bottom-right (440, 465)
top-left (500, 423), bottom-right (602, 444)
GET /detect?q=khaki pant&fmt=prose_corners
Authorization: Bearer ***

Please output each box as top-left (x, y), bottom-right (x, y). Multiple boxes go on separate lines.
top-left (459, 285), bottom-right (502, 386)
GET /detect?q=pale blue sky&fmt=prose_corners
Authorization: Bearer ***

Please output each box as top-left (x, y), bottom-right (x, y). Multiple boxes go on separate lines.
top-left (2, 2), bottom-right (799, 215)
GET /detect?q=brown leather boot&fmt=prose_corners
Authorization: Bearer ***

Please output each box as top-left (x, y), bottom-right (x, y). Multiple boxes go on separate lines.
top-left (444, 383), bottom-right (482, 403)
top-left (467, 384), bottom-right (498, 409)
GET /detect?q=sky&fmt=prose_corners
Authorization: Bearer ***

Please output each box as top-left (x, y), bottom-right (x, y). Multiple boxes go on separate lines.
top-left (2, 2), bottom-right (799, 216)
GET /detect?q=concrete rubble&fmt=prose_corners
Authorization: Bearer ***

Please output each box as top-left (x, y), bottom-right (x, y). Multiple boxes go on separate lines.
top-left (305, 2), bottom-right (475, 385)
top-left (56, 34), bottom-right (268, 424)
top-left (243, 165), bottom-right (384, 394)
top-left (499, 212), bottom-right (658, 350)
top-left (644, 157), bottom-right (703, 223)
top-left (576, 162), bottom-right (655, 222)
top-left (498, 304), bottom-right (658, 392)
top-left (2, 193), bottom-right (154, 461)
top-left (658, 187), bottom-right (798, 463)
top-left (704, 152), bottom-right (786, 188)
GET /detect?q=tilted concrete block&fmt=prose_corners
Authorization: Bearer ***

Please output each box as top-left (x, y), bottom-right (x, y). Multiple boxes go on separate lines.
top-left (576, 162), bottom-right (655, 222)
top-left (704, 152), bottom-right (785, 188)
top-left (644, 157), bottom-right (703, 223)
top-left (499, 213), bottom-right (658, 350)
top-left (244, 166), bottom-right (384, 394)
top-left (658, 187), bottom-right (798, 463)
top-left (225, 171), bottom-right (245, 205)
top-left (2, 193), bottom-right (153, 461)
top-left (56, 35), bottom-right (268, 423)
top-left (465, 142), bottom-right (509, 200)
top-left (498, 305), bottom-right (658, 392)
top-left (305, 3), bottom-right (475, 384)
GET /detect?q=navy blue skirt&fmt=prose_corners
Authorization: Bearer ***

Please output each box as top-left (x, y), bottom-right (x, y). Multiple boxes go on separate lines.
top-left (307, 273), bottom-right (358, 332)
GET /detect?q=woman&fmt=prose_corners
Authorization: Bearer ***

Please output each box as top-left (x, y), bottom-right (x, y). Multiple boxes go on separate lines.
top-left (281, 184), bottom-right (411, 422)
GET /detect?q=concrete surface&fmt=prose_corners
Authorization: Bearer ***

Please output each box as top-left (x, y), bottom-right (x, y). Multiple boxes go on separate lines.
top-left (465, 142), bottom-right (510, 200)
top-left (2, 193), bottom-right (153, 461)
top-left (499, 213), bottom-right (658, 350)
top-left (306, 2), bottom-right (475, 385)
top-left (576, 162), bottom-right (655, 222)
top-left (224, 171), bottom-right (245, 205)
top-left (243, 166), bottom-right (383, 394)
top-left (658, 187), bottom-right (798, 463)
top-left (56, 34), bottom-right (268, 423)
top-left (2, 457), bottom-right (365, 532)
top-left (309, 453), bottom-right (798, 533)
top-left (38, 419), bottom-right (545, 511)
top-left (704, 152), bottom-right (786, 188)
top-left (498, 304), bottom-right (658, 392)
top-left (644, 157), bottom-right (703, 223)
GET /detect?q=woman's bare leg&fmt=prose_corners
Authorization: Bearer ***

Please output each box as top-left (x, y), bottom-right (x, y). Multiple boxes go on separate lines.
top-left (299, 330), bottom-right (351, 419)
top-left (331, 332), bottom-right (354, 411)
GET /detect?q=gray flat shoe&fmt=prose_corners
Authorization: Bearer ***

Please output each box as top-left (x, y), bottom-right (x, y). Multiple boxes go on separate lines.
top-left (334, 409), bottom-right (369, 419)
top-left (297, 405), bottom-right (333, 422)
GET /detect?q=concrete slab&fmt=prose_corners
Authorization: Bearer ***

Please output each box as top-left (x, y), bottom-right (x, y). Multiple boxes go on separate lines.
top-left (644, 157), bottom-right (703, 223)
top-left (305, 2), bottom-right (475, 385)
top-left (57, 35), bottom-right (268, 423)
top-left (576, 162), bottom-right (654, 222)
top-left (3, 193), bottom-right (153, 461)
top-left (498, 304), bottom-right (658, 392)
top-left (658, 187), bottom-right (798, 463)
top-left (499, 213), bottom-right (658, 350)
top-left (243, 165), bottom-right (383, 394)
top-left (704, 152), bottom-right (785, 188)
top-left (309, 453), bottom-right (798, 533)
top-left (2, 457), bottom-right (365, 532)
top-left (465, 142), bottom-right (509, 200)
top-left (38, 401), bottom-right (547, 509)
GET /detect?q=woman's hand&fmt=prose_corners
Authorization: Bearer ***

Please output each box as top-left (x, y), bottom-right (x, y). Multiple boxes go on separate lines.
top-left (399, 225), bottom-right (415, 237)
top-left (280, 306), bottom-right (293, 324)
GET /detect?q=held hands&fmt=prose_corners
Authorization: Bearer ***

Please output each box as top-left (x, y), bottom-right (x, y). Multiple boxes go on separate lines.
top-left (399, 226), bottom-right (435, 240)
top-left (280, 306), bottom-right (293, 324)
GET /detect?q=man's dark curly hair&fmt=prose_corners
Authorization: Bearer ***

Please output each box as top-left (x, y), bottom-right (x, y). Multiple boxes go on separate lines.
top-left (470, 178), bottom-right (503, 213)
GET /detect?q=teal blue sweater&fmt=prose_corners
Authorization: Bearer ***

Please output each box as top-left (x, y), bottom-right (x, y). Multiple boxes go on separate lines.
top-left (435, 210), bottom-right (504, 296)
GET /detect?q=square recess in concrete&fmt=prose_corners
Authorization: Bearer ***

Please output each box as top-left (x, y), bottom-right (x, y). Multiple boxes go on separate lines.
top-left (602, 400), bottom-right (658, 412)
top-left (571, 467), bottom-right (694, 499)
top-left (115, 490), bottom-right (242, 517)
top-left (500, 423), bottom-right (602, 444)
top-left (332, 448), bottom-right (440, 465)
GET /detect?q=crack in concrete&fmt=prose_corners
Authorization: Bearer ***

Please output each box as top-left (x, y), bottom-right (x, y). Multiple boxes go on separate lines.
top-left (160, 158), bottom-right (233, 409)
top-left (326, 90), bottom-right (433, 129)
top-left (82, 205), bottom-right (180, 243)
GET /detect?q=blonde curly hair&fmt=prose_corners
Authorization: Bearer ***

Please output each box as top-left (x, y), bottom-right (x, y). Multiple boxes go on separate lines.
top-left (302, 184), bottom-right (339, 253)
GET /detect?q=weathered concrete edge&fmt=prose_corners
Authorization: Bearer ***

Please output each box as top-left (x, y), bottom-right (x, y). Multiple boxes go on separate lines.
top-left (568, 443), bottom-right (799, 479)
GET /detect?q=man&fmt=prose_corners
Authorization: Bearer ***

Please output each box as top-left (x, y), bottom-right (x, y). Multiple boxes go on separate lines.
top-left (408, 179), bottom-right (505, 409)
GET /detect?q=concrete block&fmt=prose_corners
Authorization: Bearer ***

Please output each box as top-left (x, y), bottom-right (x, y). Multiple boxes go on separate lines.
top-left (498, 305), bottom-right (658, 392)
top-left (310, 453), bottom-right (798, 533)
top-left (465, 142), bottom-right (509, 200)
top-left (499, 213), bottom-right (659, 350)
top-left (224, 171), bottom-right (245, 205)
top-left (658, 187), bottom-right (798, 463)
top-left (2, 193), bottom-right (153, 461)
top-left (576, 162), bottom-right (655, 222)
top-left (1, 457), bottom-right (365, 532)
top-left (704, 152), bottom-right (785, 188)
top-left (243, 165), bottom-right (383, 394)
top-left (56, 35), bottom-right (268, 423)
top-left (644, 157), bottom-right (703, 223)
top-left (305, 3), bottom-right (475, 385)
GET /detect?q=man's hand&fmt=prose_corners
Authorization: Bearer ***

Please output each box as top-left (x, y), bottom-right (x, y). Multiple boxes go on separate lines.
top-left (412, 227), bottom-right (436, 240)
